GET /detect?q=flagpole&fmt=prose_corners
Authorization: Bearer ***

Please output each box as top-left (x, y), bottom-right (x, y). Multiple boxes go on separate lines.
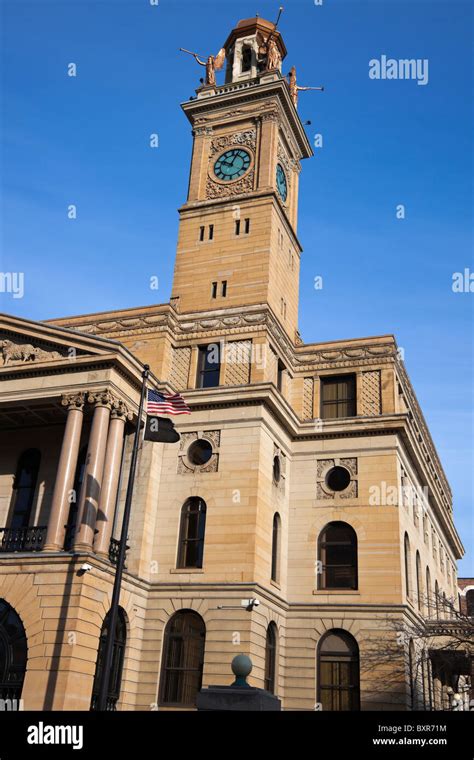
top-left (96, 364), bottom-right (150, 711)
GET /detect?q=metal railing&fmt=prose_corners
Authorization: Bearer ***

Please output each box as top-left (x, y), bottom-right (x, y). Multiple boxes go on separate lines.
top-left (0, 526), bottom-right (129, 568)
top-left (0, 526), bottom-right (47, 553)
top-left (108, 538), bottom-right (129, 567)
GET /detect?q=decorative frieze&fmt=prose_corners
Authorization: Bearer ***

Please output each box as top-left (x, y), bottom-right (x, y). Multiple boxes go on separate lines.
top-left (206, 171), bottom-right (255, 199)
top-left (0, 337), bottom-right (67, 366)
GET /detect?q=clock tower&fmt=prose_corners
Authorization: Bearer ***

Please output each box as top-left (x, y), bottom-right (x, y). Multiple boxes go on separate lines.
top-left (171, 16), bottom-right (313, 342)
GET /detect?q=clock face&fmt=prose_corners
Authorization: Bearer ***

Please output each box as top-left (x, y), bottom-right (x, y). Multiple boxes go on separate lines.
top-left (214, 149), bottom-right (251, 181)
top-left (276, 164), bottom-right (288, 202)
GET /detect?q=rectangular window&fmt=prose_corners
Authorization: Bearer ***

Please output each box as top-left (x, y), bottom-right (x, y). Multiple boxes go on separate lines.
top-left (321, 375), bottom-right (356, 419)
top-left (211, 281), bottom-right (217, 299)
top-left (209, 224), bottom-right (214, 240)
top-left (199, 226), bottom-right (205, 242)
top-left (277, 360), bottom-right (285, 392)
top-left (244, 218), bottom-right (250, 234)
top-left (221, 280), bottom-right (227, 297)
top-left (197, 344), bottom-right (221, 388)
top-left (235, 219), bottom-right (241, 235)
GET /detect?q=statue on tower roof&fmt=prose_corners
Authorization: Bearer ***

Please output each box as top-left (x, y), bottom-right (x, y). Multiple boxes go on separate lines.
top-left (256, 6), bottom-right (284, 71)
top-left (180, 47), bottom-right (226, 87)
top-left (287, 66), bottom-right (324, 108)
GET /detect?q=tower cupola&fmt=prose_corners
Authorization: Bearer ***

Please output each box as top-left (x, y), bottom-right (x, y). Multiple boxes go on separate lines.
top-left (223, 16), bottom-right (287, 83)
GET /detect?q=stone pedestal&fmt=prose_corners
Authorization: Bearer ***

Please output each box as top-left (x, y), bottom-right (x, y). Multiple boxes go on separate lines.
top-left (196, 653), bottom-right (281, 711)
top-left (196, 685), bottom-right (281, 711)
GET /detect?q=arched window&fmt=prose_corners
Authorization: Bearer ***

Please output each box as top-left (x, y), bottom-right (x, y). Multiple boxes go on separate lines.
top-left (404, 533), bottom-right (411, 599)
top-left (426, 567), bottom-right (432, 618)
top-left (90, 607), bottom-right (127, 711)
top-left (416, 551), bottom-right (422, 611)
top-left (318, 630), bottom-right (360, 711)
top-left (466, 590), bottom-right (474, 618)
top-left (177, 498), bottom-right (206, 569)
top-left (271, 513), bottom-right (281, 583)
top-left (264, 622), bottom-right (277, 694)
top-left (0, 599), bottom-right (27, 702)
top-left (64, 445), bottom-right (87, 550)
top-left (318, 522), bottom-right (357, 590)
top-left (435, 580), bottom-right (440, 619)
top-left (9, 449), bottom-right (41, 529)
top-left (159, 610), bottom-right (206, 707)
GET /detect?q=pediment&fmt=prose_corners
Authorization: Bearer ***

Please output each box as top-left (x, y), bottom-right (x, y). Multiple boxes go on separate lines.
top-left (0, 313), bottom-right (122, 369)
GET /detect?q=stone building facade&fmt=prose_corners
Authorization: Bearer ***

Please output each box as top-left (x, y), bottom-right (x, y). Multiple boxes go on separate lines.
top-left (0, 17), bottom-right (465, 711)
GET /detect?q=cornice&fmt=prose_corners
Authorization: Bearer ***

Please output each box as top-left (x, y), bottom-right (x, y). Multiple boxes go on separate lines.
top-left (395, 357), bottom-right (452, 504)
top-left (48, 302), bottom-right (400, 376)
top-left (181, 76), bottom-right (313, 160)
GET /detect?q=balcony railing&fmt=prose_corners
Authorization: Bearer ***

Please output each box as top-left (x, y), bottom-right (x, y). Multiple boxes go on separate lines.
top-left (0, 526), bottom-right (47, 553)
top-left (108, 538), bottom-right (129, 567)
top-left (90, 693), bottom-right (118, 711)
top-left (0, 526), bottom-right (128, 566)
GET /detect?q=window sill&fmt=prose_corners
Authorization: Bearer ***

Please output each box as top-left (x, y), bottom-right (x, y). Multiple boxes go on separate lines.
top-left (312, 589), bottom-right (360, 595)
top-left (170, 568), bottom-right (204, 574)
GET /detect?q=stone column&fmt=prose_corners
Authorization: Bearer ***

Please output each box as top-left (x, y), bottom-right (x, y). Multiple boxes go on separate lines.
top-left (94, 401), bottom-right (130, 558)
top-left (73, 390), bottom-right (114, 552)
top-left (43, 392), bottom-right (85, 551)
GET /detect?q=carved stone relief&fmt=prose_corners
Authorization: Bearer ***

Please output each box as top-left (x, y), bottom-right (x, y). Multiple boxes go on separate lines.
top-left (0, 337), bottom-right (69, 366)
top-left (177, 430), bottom-right (221, 474)
top-left (206, 129), bottom-right (257, 199)
top-left (316, 457), bottom-right (358, 501)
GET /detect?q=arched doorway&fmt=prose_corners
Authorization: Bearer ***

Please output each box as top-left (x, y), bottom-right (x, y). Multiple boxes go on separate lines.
top-left (159, 610), bottom-right (206, 707)
top-left (0, 599), bottom-right (27, 702)
top-left (317, 629), bottom-right (360, 710)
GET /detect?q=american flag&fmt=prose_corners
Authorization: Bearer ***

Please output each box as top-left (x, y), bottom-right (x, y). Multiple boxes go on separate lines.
top-left (147, 388), bottom-right (191, 416)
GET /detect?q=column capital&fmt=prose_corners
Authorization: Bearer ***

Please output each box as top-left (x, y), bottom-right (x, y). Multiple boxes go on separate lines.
top-left (87, 390), bottom-right (133, 418)
top-left (111, 399), bottom-right (133, 421)
top-left (61, 392), bottom-right (85, 411)
top-left (87, 389), bottom-right (116, 409)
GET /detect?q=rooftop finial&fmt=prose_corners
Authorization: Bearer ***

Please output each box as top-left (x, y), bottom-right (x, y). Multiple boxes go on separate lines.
top-left (274, 5), bottom-right (284, 28)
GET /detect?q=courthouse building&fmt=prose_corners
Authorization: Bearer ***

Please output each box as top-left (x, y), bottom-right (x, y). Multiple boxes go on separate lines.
top-left (0, 17), bottom-right (466, 710)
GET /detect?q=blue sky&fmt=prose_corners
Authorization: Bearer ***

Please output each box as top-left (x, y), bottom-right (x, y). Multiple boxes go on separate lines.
top-left (1, 0), bottom-right (472, 572)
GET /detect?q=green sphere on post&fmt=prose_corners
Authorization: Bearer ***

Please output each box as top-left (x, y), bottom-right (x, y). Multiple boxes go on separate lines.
top-left (231, 654), bottom-right (252, 687)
